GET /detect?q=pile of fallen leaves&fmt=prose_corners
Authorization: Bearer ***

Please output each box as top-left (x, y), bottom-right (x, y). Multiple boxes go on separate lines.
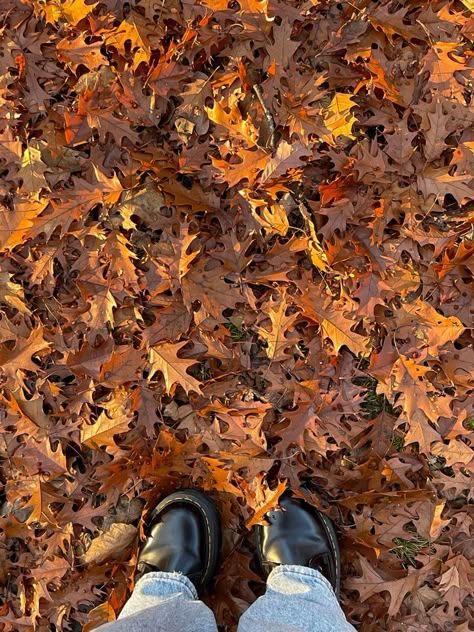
top-left (0, 0), bottom-right (472, 629)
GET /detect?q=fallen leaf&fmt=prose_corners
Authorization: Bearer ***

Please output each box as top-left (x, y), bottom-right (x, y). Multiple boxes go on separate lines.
top-left (245, 477), bottom-right (287, 528)
top-left (83, 523), bottom-right (137, 565)
top-left (321, 93), bottom-right (358, 143)
top-left (148, 341), bottom-right (203, 395)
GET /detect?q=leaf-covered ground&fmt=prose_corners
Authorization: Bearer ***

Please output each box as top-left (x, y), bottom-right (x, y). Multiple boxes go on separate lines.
top-left (0, 0), bottom-right (473, 630)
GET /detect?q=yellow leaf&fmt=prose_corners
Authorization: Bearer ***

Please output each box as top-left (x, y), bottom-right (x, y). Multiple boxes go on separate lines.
top-left (205, 99), bottom-right (258, 145)
top-left (297, 202), bottom-right (329, 272)
top-left (429, 500), bottom-right (450, 540)
top-left (409, 299), bottom-right (465, 355)
top-left (0, 198), bottom-right (48, 252)
top-left (251, 202), bottom-right (289, 236)
top-left (257, 293), bottom-right (298, 361)
top-left (60, 0), bottom-right (98, 25)
top-left (200, 0), bottom-right (271, 16)
top-left (322, 93), bottom-right (358, 143)
top-left (460, 0), bottom-right (474, 12)
top-left (17, 145), bottom-right (48, 195)
top-left (33, 0), bottom-right (98, 25)
top-left (92, 166), bottom-right (124, 204)
top-left (83, 602), bottom-right (116, 632)
top-left (238, 0), bottom-right (270, 14)
top-left (57, 34), bottom-right (107, 71)
top-left (0, 272), bottom-right (31, 315)
top-left (105, 14), bottom-right (154, 69)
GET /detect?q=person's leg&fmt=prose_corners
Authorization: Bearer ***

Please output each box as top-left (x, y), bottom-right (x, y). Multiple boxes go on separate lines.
top-left (96, 571), bottom-right (218, 632)
top-left (242, 494), bottom-right (356, 632)
top-left (95, 489), bottom-right (221, 632)
top-left (238, 564), bottom-right (355, 632)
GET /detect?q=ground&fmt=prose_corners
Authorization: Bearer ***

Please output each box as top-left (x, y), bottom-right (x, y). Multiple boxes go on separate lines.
top-left (0, 0), bottom-right (473, 630)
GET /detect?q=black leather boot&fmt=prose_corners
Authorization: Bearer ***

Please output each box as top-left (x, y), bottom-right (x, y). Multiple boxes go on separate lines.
top-left (256, 495), bottom-right (341, 597)
top-left (137, 489), bottom-right (221, 592)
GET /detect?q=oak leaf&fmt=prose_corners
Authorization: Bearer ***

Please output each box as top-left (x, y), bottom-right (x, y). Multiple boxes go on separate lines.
top-left (422, 100), bottom-right (454, 161)
top-left (14, 438), bottom-right (67, 479)
top-left (383, 355), bottom-right (452, 427)
top-left (67, 338), bottom-right (114, 379)
top-left (200, 457), bottom-right (244, 497)
top-left (100, 347), bottom-right (145, 387)
top-left (0, 199), bottom-right (47, 252)
top-left (205, 99), bottom-right (259, 145)
top-left (105, 14), bottom-right (155, 70)
top-left (16, 145), bottom-right (48, 195)
top-left (256, 293), bottom-right (299, 361)
top-left (0, 272), bottom-right (31, 315)
top-left (418, 167), bottom-right (474, 204)
top-left (148, 341), bottom-right (203, 395)
top-left (6, 475), bottom-right (60, 526)
top-left (83, 602), bottom-right (116, 631)
top-left (250, 201), bottom-right (290, 236)
top-left (404, 299), bottom-right (465, 356)
top-left (261, 140), bottom-right (310, 183)
top-left (0, 327), bottom-right (50, 387)
top-left (55, 0), bottom-right (98, 25)
top-left (212, 148), bottom-right (270, 188)
top-left (2, 0), bottom-right (473, 628)
top-left (431, 440), bottom-right (473, 467)
top-left (298, 292), bottom-right (370, 356)
top-left (421, 42), bottom-right (467, 90)
top-left (347, 556), bottom-right (439, 617)
top-left (245, 477), bottom-right (287, 528)
top-left (182, 261), bottom-right (243, 320)
top-left (81, 405), bottom-right (133, 451)
top-left (321, 93), bottom-right (358, 143)
top-left (437, 555), bottom-right (472, 617)
top-left (83, 523), bottom-right (137, 565)
top-left (57, 34), bottom-right (107, 71)
top-left (142, 302), bottom-right (193, 346)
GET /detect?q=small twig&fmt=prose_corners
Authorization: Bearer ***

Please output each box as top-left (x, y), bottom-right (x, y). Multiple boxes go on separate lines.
top-left (252, 84), bottom-right (276, 149)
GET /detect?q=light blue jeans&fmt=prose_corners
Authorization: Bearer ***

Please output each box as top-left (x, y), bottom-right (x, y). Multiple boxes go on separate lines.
top-left (97, 565), bottom-right (356, 631)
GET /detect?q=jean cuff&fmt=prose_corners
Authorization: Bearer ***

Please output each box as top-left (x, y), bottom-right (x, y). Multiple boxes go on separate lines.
top-left (267, 564), bottom-right (335, 598)
top-left (134, 571), bottom-right (199, 600)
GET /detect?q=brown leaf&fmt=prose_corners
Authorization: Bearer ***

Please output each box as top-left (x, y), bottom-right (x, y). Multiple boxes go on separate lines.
top-left (245, 477), bottom-right (287, 528)
top-left (418, 168), bottom-right (474, 204)
top-left (148, 341), bottom-right (203, 395)
top-left (0, 327), bottom-right (50, 386)
top-left (81, 404), bottom-right (133, 451)
top-left (83, 523), bottom-right (137, 565)
top-left (298, 292), bottom-right (370, 356)
top-left (212, 148), bottom-right (270, 188)
top-left (347, 556), bottom-right (439, 617)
